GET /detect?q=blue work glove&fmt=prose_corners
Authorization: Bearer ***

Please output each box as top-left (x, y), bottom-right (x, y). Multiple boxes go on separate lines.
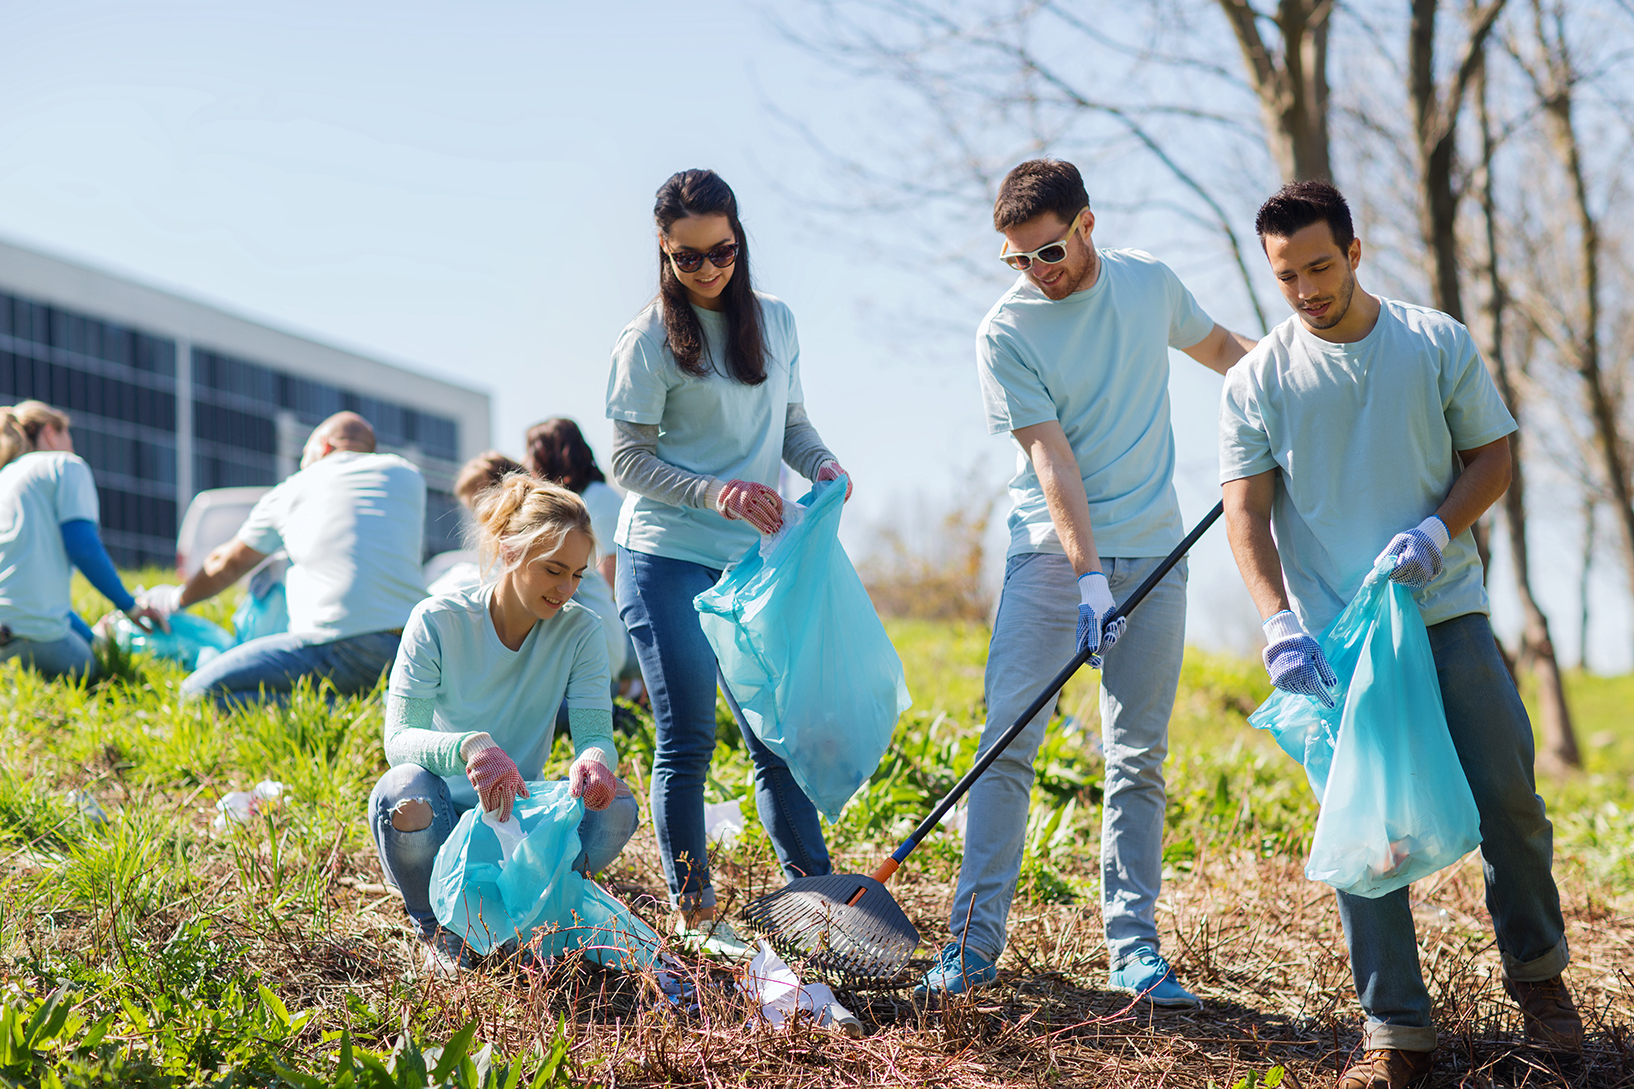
top-left (1262, 610), bottom-right (1338, 709)
top-left (1378, 516), bottom-right (1451, 590)
top-left (1076, 572), bottom-right (1125, 669)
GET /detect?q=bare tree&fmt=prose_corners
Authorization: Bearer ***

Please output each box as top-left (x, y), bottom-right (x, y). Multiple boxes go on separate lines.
top-left (1473, 43), bottom-right (1579, 769)
top-left (1217, 0), bottom-right (1334, 181)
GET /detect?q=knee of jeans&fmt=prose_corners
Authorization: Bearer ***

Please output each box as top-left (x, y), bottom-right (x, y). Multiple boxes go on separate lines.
top-left (389, 798), bottom-right (434, 832)
top-left (372, 764), bottom-right (445, 816)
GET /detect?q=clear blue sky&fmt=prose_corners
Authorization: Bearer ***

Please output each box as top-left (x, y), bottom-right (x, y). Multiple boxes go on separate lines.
top-left (2, 0), bottom-right (1624, 668)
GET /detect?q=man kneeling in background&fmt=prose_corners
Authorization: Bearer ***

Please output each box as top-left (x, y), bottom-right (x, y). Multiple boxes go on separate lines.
top-left (144, 411), bottom-right (427, 705)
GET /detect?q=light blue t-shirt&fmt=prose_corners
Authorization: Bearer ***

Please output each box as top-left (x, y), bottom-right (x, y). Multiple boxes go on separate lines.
top-left (977, 249), bottom-right (1216, 559)
top-left (389, 585), bottom-right (612, 808)
top-left (237, 451), bottom-right (427, 641)
top-left (0, 452), bottom-right (100, 642)
top-left (1219, 299), bottom-right (1517, 634)
top-left (605, 294), bottom-right (802, 569)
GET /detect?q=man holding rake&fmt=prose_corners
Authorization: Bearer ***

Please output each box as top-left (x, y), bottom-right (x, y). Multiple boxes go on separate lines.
top-left (916, 158), bottom-right (1256, 1004)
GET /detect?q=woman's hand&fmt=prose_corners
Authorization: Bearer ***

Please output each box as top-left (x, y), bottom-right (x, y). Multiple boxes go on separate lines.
top-left (815, 460), bottom-right (853, 501)
top-left (464, 741), bottom-right (529, 822)
top-left (568, 751), bottom-right (617, 811)
top-left (716, 479), bottom-right (784, 534)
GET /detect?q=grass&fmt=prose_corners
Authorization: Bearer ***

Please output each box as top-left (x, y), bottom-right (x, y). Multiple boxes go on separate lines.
top-left (0, 579), bottom-right (1629, 1085)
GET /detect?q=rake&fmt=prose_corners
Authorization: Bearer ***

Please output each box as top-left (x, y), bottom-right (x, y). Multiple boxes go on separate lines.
top-left (740, 501), bottom-right (1226, 987)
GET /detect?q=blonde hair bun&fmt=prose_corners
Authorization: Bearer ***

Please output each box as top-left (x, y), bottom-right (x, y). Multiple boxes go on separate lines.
top-left (472, 473), bottom-right (595, 578)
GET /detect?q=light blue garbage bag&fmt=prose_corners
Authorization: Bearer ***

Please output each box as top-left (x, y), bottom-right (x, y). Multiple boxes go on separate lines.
top-left (430, 781), bottom-right (662, 969)
top-left (110, 613), bottom-right (236, 671)
top-left (693, 476), bottom-right (912, 822)
top-left (232, 563), bottom-right (289, 645)
top-left (1250, 554), bottom-right (1482, 898)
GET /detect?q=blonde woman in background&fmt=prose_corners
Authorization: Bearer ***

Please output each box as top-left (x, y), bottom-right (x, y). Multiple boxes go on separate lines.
top-left (0, 401), bottom-right (164, 678)
top-left (368, 473), bottom-right (638, 975)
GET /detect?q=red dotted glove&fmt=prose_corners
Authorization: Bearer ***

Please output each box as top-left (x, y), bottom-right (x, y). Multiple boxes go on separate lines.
top-left (568, 751), bottom-right (617, 812)
top-left (815, 460), bottom-right (853, 501)
top-left (716, 479), bottom-right (784, 535)
top-left (465, 744), bottom-right (529, 822)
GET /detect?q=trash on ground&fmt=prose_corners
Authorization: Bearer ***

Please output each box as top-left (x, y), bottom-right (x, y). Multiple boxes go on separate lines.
top-left (213, 780), bottom-right (289, 831)
top-left (740, 940), bottom-right (864, 1037)
top-left (704, 799), bottom-right (745, 846)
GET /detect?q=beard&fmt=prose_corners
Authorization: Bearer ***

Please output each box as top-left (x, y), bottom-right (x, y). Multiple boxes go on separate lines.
top-left (1031, 245), bottom-right (1098, 300)
top-left (1301, 266), bottom-right (1358, 330)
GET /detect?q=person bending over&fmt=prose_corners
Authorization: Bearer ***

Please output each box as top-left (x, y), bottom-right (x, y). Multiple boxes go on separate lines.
top-left (368, 474), bottom-right (638, 976)
top-left (0, 401), bottom-right (164, 679)
top-left (1220, 180), bottom-right (1579, 1088)
top-left (917, 159), bottom-right (1255, 1004)
top-left (144, 411), bottom-right (427, 705)
top-left (605, 168), bottom-right (851, 961)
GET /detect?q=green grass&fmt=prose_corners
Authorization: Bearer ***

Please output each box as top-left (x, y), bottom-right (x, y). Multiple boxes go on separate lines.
top-left (1, 586), bottom-right (1630, 1085)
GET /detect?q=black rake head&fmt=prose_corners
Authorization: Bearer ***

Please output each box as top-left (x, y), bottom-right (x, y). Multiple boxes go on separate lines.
top-left (741, 872), bottom-right (920, 988)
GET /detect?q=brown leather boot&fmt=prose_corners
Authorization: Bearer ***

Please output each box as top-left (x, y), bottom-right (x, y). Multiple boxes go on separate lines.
top-left (1504, 974), bottom-right (1584, 1052)
top-left (1337, 1048), bottom-right (1433, 1088)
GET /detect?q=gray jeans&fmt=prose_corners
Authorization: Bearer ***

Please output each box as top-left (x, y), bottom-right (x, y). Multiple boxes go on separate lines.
top-left (0, 631), bottom-right (95, 679)
top-left (950, 551), bottom-right (1187, 969)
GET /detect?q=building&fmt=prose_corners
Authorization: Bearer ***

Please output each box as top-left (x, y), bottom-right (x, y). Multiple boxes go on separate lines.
top-left (0, 238), bottom-right (490, 568)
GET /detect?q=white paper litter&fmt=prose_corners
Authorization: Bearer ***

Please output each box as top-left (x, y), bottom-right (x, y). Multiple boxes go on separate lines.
top-left (481, 809), bottom-right (527, 862)
top-left (212, 780), bottom-right (289, 831)
top-left (741, 941), bottom-right (863, 1037)
top-left (757, 501), bottom-right (807, 559)
top-left (703, 799), bottom-right (745, 846)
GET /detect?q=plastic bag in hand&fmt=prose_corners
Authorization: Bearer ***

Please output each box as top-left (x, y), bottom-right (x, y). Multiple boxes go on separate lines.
top-left (430, 781), bottom-right (661, 968)
top-left (694, 476), bottom-right (911, 822)
top-left (1248, 555), bottom-right (1482, 898)
top-left (110, 612), bottom-right (236, 670)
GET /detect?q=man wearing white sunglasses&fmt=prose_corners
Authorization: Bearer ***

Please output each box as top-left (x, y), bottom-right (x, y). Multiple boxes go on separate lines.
top-left (916, 158), bottom-right (1255, 1004)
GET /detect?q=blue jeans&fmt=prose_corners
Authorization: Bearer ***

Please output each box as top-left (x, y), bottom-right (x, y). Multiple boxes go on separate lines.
top-left (1338, 612), bottom-right (1566, 1052)
top-left (181, 629), bottom-right (401, 706)
top-left (617, 545), bottom-right (831, 912)
top-left (368, 762), bottom-right (641, 937)
top-left (0, 631), bottom-right (95, 680)
top-left (951, 552), bottom-right (1187, 968)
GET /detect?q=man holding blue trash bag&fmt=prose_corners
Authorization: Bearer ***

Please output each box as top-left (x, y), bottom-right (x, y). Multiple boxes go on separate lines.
top-left (916, 158), bottom-right (1257, 1003)
top-left (1221, 181), bottom-right (1580, 1087)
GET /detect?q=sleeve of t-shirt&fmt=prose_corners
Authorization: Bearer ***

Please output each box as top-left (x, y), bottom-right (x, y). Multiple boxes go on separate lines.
top-left (1162, 262), bottom-right (1216, 350)
top-left (388, 603), bottom-right (444, 699)
top-left (54, 458), bottom-right (101, 524)
top-left (235, 479), bottom-right (290, 554)
top-left (605, 327), bottom-right (672, 426)
top-left (1219, 366), bottom-right (1280, 484)
top-left (977, 328), bottom-right (1058, 436)
top-left (1439, 324), bottom-right (1517, 450)
top-left (561, 615), bottom-right (612, 711)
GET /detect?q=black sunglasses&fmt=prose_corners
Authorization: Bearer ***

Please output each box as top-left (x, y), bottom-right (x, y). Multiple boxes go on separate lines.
top-left (667, 242), bottom-right (739, 275)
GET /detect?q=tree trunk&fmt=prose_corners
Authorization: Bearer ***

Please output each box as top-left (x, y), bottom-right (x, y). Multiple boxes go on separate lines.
top-left (1218, 0), bottom-right (1334, 182)
top-left (1475, 51), bottom-right (1579, 770)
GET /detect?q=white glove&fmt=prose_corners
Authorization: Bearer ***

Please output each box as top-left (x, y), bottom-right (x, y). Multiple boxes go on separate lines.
top-left (138, 584), bottom-right (185, 620)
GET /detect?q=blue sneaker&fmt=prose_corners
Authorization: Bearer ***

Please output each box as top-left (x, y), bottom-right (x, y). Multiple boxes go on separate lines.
top-left (912, 941), bottom-right (998, 1000)
top-left (1107, 949), bottom-right (1201, 1009)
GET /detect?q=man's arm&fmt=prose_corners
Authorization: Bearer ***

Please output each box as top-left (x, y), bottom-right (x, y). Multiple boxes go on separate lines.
top-left (1181, 323), bottom-right (1259, 377)
top-left (1223, 470), bottom-right (1289, 620)
top-left (179, 539), bottom-right (267, 609)
top-left (1012, 420), bottom-right (1100, 576)
top-left (1434, 437), bottom-right (1511, 537)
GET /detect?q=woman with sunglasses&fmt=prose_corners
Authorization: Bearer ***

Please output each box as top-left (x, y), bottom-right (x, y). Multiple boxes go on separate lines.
top-left (605, 168), bottom-right (851, 960)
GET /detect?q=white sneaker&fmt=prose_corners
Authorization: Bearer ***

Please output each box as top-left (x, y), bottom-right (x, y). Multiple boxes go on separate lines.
top-left (678, 918), bottom-right (754, 963)
top-left (413, 928), bottom-right (472, 979)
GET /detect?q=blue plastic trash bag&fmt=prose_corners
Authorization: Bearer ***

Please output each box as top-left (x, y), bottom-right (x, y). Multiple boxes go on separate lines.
top-left (430, 781), bottom-right (662, 969)
top-left (1250, 555), bottom-right (1482, 898)
top-left (232, 563), bottom-right (289, 644)
top-left (693, 476), bottom-right (912, 822)
top-left (110, 613), bottom-right (236, 670)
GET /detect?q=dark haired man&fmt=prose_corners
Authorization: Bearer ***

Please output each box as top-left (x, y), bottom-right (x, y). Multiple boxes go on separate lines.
top-left (915, 158), bottom-right (1256, 1003)
top-left (1220, 180), bottom-right (1580, 1087)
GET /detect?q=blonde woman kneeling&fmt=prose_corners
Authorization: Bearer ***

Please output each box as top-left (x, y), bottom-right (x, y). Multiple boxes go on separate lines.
top-left (368, 475), bottom-right (639, 973)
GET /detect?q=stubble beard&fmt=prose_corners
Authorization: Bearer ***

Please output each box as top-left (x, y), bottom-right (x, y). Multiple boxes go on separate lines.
top-left (1035, 245), bottom-right (1098, 301)
top-left (1302, 267), bottom-right (1357, 331)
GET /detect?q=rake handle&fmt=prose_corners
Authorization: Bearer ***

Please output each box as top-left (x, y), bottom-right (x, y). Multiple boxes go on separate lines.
top-left (882, 500), bottom-right (1225, 872)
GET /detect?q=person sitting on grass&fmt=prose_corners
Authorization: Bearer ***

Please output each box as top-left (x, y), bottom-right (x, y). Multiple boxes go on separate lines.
top-left (368, 473), bottom-right (639, 976)
top-left (141, 411), bottom-right (427, 705)
top-left (1220, 180), bottom-right (1581, 1088)
top-left (0, 400), bottom-right (166, 679)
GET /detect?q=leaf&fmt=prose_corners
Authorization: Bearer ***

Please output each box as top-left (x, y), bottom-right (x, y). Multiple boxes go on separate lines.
top-left (1264, 1067), bottom-right (1285, 1087)
top-left (79, 1013), bottom-right (114, 1052)
top-left (257, 984), bottom-right (292, 1033)
top-left (431, 1022), bottom-right (478, 1081)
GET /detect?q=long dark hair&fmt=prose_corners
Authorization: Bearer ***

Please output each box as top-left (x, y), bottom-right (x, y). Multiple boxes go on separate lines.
top-left (654, 169), bottom-right (768, 385)
top-left (524, 417), bottom-right (606, 495)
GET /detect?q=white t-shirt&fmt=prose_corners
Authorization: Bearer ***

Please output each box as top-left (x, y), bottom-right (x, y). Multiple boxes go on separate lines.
top-left (978, 249), bottom-right (1216, 559)
top-left (1219, 299), bottom-right (1517, 634)
top-left (579, 480), bottom-right (623, 563)
top-left (606, 293), bottom-right (803, 569)
top-left (0, 452), bottom-right (100, 642)
top-left (389, 585), bottom-right (612, 808)
top-left (236, 451), bottom-right (428, 640)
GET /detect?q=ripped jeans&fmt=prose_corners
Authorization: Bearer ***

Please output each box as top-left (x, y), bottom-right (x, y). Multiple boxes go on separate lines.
top-left (368, 763), bottom-right (641, 938)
